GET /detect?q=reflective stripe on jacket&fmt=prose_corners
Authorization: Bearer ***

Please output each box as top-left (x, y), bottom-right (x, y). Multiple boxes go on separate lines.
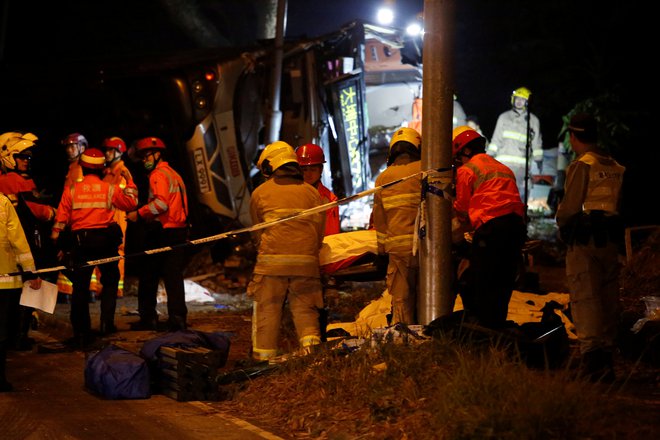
top-left (0, 193), bottom-right (36, 288)
top-left (578, 152), bottom-right (625, 213)
top-left (373, 160), bottom-right (421, 255)
top-left (53, 174), bottom-right (138, 231)
top-left (138, 161), bottom-right (188, 228)
top-left (251, 170), bottom-right (324, 277)
top-left (487, 109), bottom-right (543, 162)
top-left (454, 153), bottom-right (524, 230)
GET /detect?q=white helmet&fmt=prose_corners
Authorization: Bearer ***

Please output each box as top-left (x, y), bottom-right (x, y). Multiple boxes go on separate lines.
top-left (0, 132), bottom-right (38, 170)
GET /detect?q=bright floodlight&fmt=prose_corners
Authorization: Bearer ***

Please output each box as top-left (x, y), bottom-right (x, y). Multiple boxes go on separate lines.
top-left (377, 7), bottom-right (394, 25)
top-left (406, 23), bottom-right (422, 36)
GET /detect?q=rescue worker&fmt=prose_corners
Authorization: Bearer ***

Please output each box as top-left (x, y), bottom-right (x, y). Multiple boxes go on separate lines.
top-left (0, 132), bottom-right (56, 350)
top-left (555, 113), bottom-right (624, 382)
top-left (92, 136), bottom-right (132, 298)
top-left (57, 133), bottom-right (87, 298)
top-left (487, 87), bottom-right (543, 204)
top-left (51, 148), bottom-right (137, 345)
top-left (247, 141), bottom-right (325, 360)
top-left (295, 143), bottom-right (340, 236)
top-left (126, 137), bottom-right (189, 332)
top-left (0, 192), bottom-right (41, 392)
top-left (452, 126), bottom-right (527, 329)
top-left (372, 127), bottom-right (422, 325)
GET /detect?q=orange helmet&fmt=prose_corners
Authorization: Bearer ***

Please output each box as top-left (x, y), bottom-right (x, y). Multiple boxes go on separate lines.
top-left (135, 137), bottom-right (166, 155)
top-left (102, 136), bottom-right (127, 154)
top-left (79, 148), bottom-right (106, 169)
top-left (452, 125), bottom-right (484, 157)
top-left (295, 143), bottom-right (325, 165)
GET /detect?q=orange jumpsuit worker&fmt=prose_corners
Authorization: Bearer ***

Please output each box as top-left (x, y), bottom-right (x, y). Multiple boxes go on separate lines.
top-left (248, 141), bottom-right (325, 360)
top-left (372, 127), bottom-right (422, 325)
top-left (90, 136), bottom-right (133, 298)
top-left (51, 148), bottom-right (137, 345)
top-left (295, 143), bottom-right (340, 236)
top-left (56, 133), bottom-right (87, 297)
top-left (126, 137), bottom-right (189, 332)
top-left (452, 126), bottom-right (526, 329)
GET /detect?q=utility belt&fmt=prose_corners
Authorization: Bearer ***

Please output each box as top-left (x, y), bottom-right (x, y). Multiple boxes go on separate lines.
top-left (73, 223), bottom-right (123, 249)
top-left (559, 210), bottom-right (623, 248)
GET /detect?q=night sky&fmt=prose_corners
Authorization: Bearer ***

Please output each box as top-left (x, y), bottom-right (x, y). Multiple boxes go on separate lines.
top-left (0, 0), bottom-right (655, 225)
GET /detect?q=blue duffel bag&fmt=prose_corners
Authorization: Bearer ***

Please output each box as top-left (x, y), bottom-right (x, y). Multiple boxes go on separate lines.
top-left (84, 344), bottom-right (151, 399)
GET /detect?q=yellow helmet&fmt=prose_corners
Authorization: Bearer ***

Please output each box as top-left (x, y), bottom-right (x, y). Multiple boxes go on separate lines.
top-left (511, 87), bottom-right (531, 105)
top-left (389, 127), bottom-right (421, 150)
top-left (257, 141), bottom-right (298, 176)
top-left (387, 127), bottom-right (421, 165)
top-left (0, 132), bottom-right (38, 170)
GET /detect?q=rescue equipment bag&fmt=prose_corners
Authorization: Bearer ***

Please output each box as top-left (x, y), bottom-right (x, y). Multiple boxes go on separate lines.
top-left (84, 344), bottom-right (151, 399)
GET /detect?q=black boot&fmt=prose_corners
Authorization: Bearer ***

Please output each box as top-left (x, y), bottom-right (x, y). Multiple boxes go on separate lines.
top-left (0, 342), bottom-right (14, 392)
top-left (99, 321), bottom-right (118, 337)
top-left (12, 306), bottom-right (35, 351)
top-left (167, 315), bottom-right (187, 332)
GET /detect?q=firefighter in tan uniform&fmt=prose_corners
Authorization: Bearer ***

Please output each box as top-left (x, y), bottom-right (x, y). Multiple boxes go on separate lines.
top-left (51, 148), bottom-right (137, 345)
top-left (56, 133), bottom-right (86, 297)
top-left (248, 141), bottom-right (325, 361)
top-left (556, 113), bottom-right (625, 381)
top-left (372, 127), bottom-right (422, 325)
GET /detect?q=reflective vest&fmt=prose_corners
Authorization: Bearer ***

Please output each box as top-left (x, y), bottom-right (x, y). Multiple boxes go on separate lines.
top-left (487, 109), bottom-right (543, 165)
top-left (0, 193), bottom-right (36, 289)
top-left (373, 160), bottom-right (421, 255)
top-left (53, 174), bottom-right (138, 231)
top-left (250, 171), bottom-right (324, 277)
top-left (578, 152), bottom-right (625, 214)
top-left (138, 161), bottom-right (188, 228)
top-left (317, 182), bottom-right (340, 236)
top-left (454, 153), bottom-right (524, 230)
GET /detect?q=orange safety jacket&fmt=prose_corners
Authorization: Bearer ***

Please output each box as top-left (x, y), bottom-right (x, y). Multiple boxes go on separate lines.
top-left (0, 172), bottom-right (55, 222)
top-left (454, 153), bottom-right (524, 230)
top-left (317, 182), bottom-right (340, 236)
top-left (53, 174), bottom-right (138, 232)
top-left (63, 160), bottom-right (84, 190)
top-left (138, 161), bottom-right (188, 228)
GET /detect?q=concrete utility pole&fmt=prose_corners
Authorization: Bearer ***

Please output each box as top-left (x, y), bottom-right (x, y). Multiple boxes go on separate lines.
top-left (266, 0), bottom-right (287, 144)
top-left (418, 0), bottom-right (456, 324)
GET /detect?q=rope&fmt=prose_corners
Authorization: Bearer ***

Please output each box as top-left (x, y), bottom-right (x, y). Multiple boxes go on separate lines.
top-left (2, 167), bottom-right (453, 278)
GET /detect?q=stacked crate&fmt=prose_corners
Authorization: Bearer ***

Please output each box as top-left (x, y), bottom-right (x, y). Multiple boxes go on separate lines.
top-left (156, 345), bottom-right (223, 401)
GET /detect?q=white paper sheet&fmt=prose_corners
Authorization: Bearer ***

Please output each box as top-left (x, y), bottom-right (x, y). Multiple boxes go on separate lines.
top-left (20, 280), bottom-right (58, 314)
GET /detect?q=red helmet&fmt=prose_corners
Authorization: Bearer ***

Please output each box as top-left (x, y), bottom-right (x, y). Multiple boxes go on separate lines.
top-left (61, 133), bottom-right (88, 148)
top-left (452, 125), bottom-right (483, 157)
top-left (135, 137), bottom-right (166, 154)
top-left (102, 136), bottom-right (127, 154)
top-left (79, 148), bottom-right (106, 169)
top-left (295, 143), bottom-right (326, 166)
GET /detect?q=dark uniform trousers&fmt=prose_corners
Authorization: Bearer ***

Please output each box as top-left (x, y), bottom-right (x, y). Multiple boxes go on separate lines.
top-left (138, 225), bottom-right (188, 330)
top-left (461, 213), bottom-right (526, 329)
top-left (70, 226), bottom-right (121, 337)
